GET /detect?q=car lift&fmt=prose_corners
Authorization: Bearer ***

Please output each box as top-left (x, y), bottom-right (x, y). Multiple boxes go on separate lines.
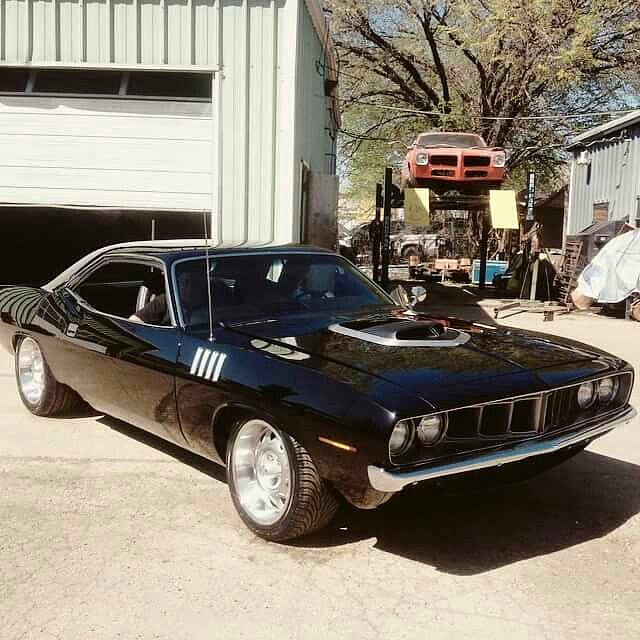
top-left (372, 168), bottom-right (568, 321)
top-left (374, 167), bottom-right (495, 291)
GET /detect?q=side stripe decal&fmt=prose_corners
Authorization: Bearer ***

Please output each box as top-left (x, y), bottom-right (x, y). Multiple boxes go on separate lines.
top-left (190, 348), bottom-right (227, 382)
top-left (197, 350), bottom-right (211, 377)
top-left (190, 347), bottom-right (204, 375)
top-left (212, 353), bottom-right (227, 382)
top-left (204, 353), bottom-right (219, 380)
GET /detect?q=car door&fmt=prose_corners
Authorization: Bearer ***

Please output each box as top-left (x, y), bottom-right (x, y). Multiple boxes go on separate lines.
top-left (43, 257), bottom-right (185, 445)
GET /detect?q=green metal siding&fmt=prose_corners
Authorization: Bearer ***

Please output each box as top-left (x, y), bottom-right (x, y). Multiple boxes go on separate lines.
top-left (0, 0), bottom-right (336, 245)
top-left (0, 0), bottom-right (218, 65)
top-left (297, 1), bottom-right (335, 175)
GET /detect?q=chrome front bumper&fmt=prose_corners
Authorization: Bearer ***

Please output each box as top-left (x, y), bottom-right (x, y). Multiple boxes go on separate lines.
top-left (368, 406), bottom-right (637, 493)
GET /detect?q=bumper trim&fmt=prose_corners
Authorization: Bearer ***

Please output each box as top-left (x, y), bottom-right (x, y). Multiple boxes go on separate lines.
top-left (368, 406), bottom-right (637, 493)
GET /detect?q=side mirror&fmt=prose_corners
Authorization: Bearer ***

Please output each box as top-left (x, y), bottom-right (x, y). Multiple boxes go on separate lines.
top-left (391, 285), bottom-right (427, 309)
top-left (410, 285), bottom-right (427, 307)
top-left (390, 285), bottom-right (410, 307)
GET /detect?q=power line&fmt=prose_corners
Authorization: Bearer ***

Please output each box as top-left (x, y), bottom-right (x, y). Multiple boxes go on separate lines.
top-left (340, 98), bottom-right (640, 121)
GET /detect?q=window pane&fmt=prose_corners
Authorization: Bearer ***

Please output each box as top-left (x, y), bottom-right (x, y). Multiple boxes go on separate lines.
top-left (127, 72), bottom-right (212, 98)
top-left (75, 262), bottom-right (167, 321)
top-left (593, 203), bottom-right (609, 223)
top-left (33, 70), bottom-right (122, 94)
top-left (174, 254), bottom-right (392, 326)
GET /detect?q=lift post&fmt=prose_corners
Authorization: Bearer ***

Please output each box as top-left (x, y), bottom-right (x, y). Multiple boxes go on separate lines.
top-left (380, 168), bottom-right (393, 290)
top-left (478, 209), bottom-right (489, 290)
top-left (372, 182), bottom-right (383, 284)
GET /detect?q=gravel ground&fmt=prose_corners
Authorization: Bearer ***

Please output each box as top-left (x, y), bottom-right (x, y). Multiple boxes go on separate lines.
top-left (1, 304), bottom-right (639, 640)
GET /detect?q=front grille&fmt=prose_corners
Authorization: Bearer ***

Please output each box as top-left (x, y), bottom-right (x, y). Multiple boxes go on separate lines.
top-left (463, 156), bottom-right (491, 167)
top-left (444, 372), bottom-right (632, 441)
top-left (447, 396), bottom-right (542, 439)
top-left (432, 169), bottom-right (455, 177)
top-left (465, 170), bottom-right (488, 178)
top-left (430, 155), bottom-right (458, 166)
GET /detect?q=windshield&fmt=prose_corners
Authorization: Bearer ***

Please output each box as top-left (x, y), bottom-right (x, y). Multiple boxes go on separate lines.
top-left (417, 133), bottom-right (486, 148)
top-left (173, 253), bottom-right (394, 326)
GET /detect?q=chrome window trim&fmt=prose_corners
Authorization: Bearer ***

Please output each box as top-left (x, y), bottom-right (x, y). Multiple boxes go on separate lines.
top-left (66, 253), bottom-right (177, 327)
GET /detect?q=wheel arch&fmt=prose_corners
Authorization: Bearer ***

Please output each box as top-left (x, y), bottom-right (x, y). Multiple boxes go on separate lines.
top-left (211, 402), bottom-right (267, 463)
top-left (11, 331), bottom-right (27, 353)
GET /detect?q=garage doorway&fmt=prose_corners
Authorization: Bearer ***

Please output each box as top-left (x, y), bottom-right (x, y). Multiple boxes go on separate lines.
top-left (0, 207), bottom-right (205, 286)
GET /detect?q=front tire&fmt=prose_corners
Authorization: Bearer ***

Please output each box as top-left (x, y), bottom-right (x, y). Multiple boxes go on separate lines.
top-left (15, 336), bottom-right (80, 416)
top-left (227, 418), bottom-right (338, 541)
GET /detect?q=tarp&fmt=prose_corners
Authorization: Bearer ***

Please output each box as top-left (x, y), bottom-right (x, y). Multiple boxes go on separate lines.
top-left (575, 229), bottom-right (640, 303)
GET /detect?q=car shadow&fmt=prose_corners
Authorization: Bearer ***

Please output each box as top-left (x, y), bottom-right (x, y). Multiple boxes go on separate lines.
top-left (292, 450), bottom-right (640, 575)
top-left (98, 415), bottom-right (227, 483)
top-left (91, 414), bottom-right (640, 575)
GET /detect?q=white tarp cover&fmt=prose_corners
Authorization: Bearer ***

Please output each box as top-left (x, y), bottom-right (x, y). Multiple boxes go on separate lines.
top-left (576, 229), bottom-right (640, 303)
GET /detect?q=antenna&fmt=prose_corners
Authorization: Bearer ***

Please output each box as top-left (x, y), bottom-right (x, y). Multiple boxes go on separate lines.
top-left (202, 209), bottom-right (215, 342)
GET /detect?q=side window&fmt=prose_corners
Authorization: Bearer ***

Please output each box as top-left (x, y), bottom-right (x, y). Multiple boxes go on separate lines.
top-left (593, 202), bottom-right (609, 223)
top-left (73, 261), bottom-right (169, 324)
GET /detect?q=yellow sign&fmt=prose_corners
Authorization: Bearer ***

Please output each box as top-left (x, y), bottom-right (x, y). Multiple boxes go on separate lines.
top-left (489, 189), bottom-right (519, 229)
top-left (404, 188), bottom-right (430, 226)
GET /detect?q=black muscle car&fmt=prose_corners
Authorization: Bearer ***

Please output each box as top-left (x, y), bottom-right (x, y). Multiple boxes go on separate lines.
top-left (0, 241), bottom-right (636, 541)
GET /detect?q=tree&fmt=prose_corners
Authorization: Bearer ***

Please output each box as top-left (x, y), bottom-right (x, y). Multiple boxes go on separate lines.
top-left (329, 0), bottom-right (640, 200)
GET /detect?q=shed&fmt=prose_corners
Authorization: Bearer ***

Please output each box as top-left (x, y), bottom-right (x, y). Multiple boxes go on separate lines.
top-left (0, 0), bottom-right (339, 284)
top-left (566, 110), bottom-right (640, 236)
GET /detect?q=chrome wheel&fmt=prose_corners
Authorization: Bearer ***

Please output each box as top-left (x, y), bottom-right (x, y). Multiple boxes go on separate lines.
top-left (230, 419), bottom-right (293, 526)
top-left (17, 337), bottom-right (45, 406)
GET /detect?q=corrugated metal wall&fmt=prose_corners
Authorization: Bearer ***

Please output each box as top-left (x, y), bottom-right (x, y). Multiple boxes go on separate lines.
top-left (567, 125), bottom-right (640, 234)
top-left (0, 0), bottom-right (218, 66)
top-left (296, 2), bottom-right (336, 174)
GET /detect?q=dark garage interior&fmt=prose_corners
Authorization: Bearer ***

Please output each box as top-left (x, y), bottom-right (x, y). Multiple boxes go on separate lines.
top-left (0, 207), bottom-right (205, 286)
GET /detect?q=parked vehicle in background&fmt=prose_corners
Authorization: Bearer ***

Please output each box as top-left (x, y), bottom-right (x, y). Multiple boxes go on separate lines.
top-left (402, 132), bottom-right (506, 194)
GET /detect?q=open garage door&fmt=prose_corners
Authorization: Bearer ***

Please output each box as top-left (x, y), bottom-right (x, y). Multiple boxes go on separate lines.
top-left (0, 207), bottom-right (205, 286)
top-left (0, 96), bottom-right (213, 211)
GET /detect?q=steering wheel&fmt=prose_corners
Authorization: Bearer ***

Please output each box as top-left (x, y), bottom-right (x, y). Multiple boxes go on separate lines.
top-left (292, 290), bottom-right (334, 303)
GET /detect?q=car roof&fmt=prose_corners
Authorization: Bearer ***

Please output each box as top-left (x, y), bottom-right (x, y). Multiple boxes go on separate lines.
top-left (43, 241), bottom-right (335, 291)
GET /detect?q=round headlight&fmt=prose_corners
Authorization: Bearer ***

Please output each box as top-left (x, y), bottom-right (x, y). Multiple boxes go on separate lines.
top-left (577, 382), bottom-right (596, 409)
top-left (598, 377), bottom-right (618, 404)
top-left (416, 153), bottom-right (429, 165)
top-left (492, 153), bottom-right (506, 168)
top-left (416, 415), bottom-right (445, 445)
top-left (389, 421), bottom-right (414, 456)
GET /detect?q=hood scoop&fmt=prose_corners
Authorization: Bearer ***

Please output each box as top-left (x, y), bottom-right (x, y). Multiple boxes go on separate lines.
top-left (328, 318), bottom-right (470, 348)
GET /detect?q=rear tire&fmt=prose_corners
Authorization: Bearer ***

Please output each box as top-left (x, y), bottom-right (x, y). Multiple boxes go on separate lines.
top-left (15, 336), bottom-right (81, 417)
top-left (227, 417), bottom-right (338, 541)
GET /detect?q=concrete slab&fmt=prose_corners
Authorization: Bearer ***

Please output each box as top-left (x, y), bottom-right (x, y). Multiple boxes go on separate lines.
top-left (1, 302), bottom-right (639, 639)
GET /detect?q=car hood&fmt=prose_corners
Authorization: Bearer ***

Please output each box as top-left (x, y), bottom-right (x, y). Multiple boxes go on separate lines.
top-left (228, 310), bottom-right (615, 407)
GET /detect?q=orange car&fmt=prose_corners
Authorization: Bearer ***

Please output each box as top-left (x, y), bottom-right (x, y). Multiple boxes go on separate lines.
top-left (402, 132), bottom-right (506, 193)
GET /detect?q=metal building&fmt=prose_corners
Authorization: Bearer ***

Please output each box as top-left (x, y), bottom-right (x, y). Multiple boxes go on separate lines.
top-left (0, 0), bottom-right (339, 283)
top-left (566, 110), bottom-right (640, 236)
